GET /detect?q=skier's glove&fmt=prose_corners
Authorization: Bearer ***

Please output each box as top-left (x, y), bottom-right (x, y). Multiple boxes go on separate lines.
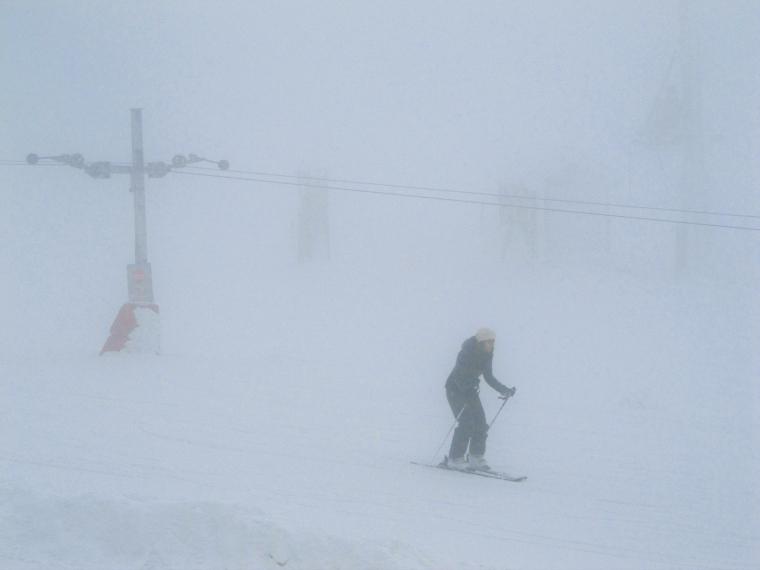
top-left (499, 386), bottom-right (516, 400)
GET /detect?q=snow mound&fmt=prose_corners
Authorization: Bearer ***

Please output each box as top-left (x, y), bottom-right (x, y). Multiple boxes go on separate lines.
top-left (0, 488), bottom-right (433, 570)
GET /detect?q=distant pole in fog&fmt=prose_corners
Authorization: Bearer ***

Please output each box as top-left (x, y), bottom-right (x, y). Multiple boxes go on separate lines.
top-left (131, 109), bottom-right (148, 266)
top-left (102, 108), bottom-right (160, 356)
top-left (640, 1), bottom-right (705, 277)
top-left (297, 171), bottom-right (331, 263)
top-left (127, 109), bottom-right (155, 305)
top-left (499, 183), bottom-right (539, 263)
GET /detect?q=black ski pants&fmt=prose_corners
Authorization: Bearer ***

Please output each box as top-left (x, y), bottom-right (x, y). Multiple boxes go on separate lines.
top-left (446, 387), bottom-right (488, 459)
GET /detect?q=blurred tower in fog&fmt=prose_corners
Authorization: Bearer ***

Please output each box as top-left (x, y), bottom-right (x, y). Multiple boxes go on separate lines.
top-left (297, 171), bottom-right (331, 263)
top-left (499, 182), bottom-right (541, 263)
top-left (641, 0), bottom-right (706, 277)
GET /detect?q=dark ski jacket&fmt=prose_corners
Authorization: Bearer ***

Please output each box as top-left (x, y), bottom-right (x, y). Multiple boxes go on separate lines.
top-left (446, 336), bottom-right (507, 396)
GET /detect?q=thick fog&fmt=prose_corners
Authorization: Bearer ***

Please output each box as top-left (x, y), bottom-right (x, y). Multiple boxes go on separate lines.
top-left (1, 2), bottom-right (758, 569)
top-left (3, 1), bottom-right (758, 356)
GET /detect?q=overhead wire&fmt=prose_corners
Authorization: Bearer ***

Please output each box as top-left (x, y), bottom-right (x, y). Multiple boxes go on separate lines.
top-left (5, 158), bottom-right (759, 231)
top-left (0, 162), bottom-right (62, 167)
top-left (184, 165), bottom-right (760, 221)
top-left (172, 169), bottom-right (760, 233)
top-left (0, 159), bottom-right (64, 167)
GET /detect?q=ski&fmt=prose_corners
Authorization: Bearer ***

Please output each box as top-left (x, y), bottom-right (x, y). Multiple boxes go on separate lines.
top-left (411, 461), bottom-right (527, 482)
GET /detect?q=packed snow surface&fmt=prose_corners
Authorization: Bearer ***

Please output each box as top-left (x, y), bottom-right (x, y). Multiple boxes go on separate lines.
top-left (2, 266), bottom-right (757, 570)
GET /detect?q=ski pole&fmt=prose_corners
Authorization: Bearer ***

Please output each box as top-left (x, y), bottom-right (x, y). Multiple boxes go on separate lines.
top-left (430, 403), bottom-right (467, 465)
top-left (488, 394), bottom-right (511, 430)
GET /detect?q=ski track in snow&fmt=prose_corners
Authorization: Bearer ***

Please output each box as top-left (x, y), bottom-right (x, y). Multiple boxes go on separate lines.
top-left (2, 353), bottom-right (758, 569)
top-left (1, 271), bottom-right (758, 569)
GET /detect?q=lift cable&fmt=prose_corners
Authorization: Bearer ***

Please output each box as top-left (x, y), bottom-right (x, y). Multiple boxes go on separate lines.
top-left (172, 169), bottom-right (760, 233)
top-left (185, 165), bottom-right (760, 221)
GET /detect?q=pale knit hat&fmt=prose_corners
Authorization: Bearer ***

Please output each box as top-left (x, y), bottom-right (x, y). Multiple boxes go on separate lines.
top-left (475, 327), bottom-right (496, 342)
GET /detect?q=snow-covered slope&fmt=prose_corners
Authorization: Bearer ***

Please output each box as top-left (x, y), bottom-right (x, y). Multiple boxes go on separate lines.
top-left (2, 262), bottom-right (757, 570)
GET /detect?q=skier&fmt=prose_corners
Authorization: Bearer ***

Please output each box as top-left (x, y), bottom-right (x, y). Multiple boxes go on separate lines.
top-left (444, 328), bottom-right (516, 471)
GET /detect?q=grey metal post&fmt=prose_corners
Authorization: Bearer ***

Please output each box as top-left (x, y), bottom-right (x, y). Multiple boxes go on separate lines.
top-left (131, 108), bottom-right (148, 266)
top-left (128, 108), bottom-right (154, 304)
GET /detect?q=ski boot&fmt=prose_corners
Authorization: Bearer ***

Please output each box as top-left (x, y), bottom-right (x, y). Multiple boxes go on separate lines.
top-left (445, 456), bottom-right (470, 471)
top-left (468, 454), bottom-right (491, 471)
